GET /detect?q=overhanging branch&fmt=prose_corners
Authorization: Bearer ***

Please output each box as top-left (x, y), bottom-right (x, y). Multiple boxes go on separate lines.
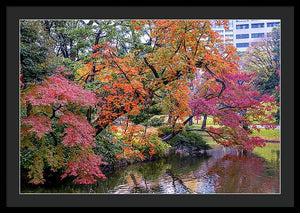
top-left (144, 57), bottom-right (160, 78)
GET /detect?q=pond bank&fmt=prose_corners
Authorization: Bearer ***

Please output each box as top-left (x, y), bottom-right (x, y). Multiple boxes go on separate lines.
top-left (21, 142), bottom-right (280, 194)
top-left (199, 134), bottom-right (280, 143)
top-left (101, 132), bottom-right (280, 176)
top-left (101, 146), bottom-right (210, 175)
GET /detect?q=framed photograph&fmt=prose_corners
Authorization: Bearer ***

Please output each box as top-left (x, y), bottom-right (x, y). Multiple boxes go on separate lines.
top-left (3, 5), bottom-right (294, 207)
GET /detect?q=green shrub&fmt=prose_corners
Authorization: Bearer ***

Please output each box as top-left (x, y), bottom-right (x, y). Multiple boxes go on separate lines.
top-left (128, 104), bottom-right (162, 125)
top-left (94, 130), bottom-right (124, 165)
top-left (157, 125), bottom-right (173, 137)
top-left (168, 131), bottom-right (211, 152)
top-left (149, 117), bottom-right (164, 127)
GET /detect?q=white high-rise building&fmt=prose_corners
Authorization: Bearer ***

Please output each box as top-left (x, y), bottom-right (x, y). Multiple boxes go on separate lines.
top-left (233, 19), bottom-right (280, 52)
top-left (212, 19), bottom-right (280, 53)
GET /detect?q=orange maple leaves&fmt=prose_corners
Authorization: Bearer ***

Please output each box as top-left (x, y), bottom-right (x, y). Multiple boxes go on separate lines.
top-left (113, 121), bottom-right (162, 161)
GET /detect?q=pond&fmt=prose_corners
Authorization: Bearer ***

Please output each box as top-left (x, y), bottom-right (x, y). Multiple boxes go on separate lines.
top-left (21, 145), bottom-right (280, 194)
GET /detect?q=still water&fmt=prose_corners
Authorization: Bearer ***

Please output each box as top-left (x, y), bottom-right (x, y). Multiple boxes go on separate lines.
top-left (21, 145), bottom-right (280, 194)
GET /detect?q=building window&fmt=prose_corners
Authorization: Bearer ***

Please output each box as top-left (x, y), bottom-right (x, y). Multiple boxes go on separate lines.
top-left (236, 43), bottom-right (249, 48)
top-left (267, 22), bottom-right (280, 27)
top-left (236, 24), bottom-right (249, 29)
top-left (225, 30), bottom-right (233, 33)
top-left (225, 34), bottom-right (233, 37)
top-left (251, 33), bottom-right (264, 38)
top-left (251, 23), bottom-right (265, 28)
top-left (236, 34), bottom-right (249, 39)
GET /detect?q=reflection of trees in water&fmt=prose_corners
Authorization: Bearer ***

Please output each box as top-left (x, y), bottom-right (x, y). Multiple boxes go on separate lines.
top-left (81, 169), bottom-right (127, 193)
top-left (165, 169), bottom-right (192, 193)
top-left (98, 149), bottom-right (279, 194)
top-left (109, 155), bottom-right (210, 193)
top-left (166, 154), bottom-right (210, 176)
top-left (21, 146), bottom-right (280, 194)
top-left (107, 159), bottom-right (172, 193)
top-left (207, 154), bottom-right (280, 193)
top-left (132, 159), bottom-right (171, 181)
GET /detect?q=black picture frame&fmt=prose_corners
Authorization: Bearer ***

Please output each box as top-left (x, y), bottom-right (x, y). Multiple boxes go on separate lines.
top-left (3, 5), bottom-right (294, 207)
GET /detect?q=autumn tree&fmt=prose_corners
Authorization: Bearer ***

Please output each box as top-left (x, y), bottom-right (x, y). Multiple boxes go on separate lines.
top-left (240, 27), bottom-right (280, 99)
top-left (240, 26), bottom-right (280, 123)
top-left (189, 67), bottom-right (277, 152)
top-left (20, 73), bottom-right (107, 184)
top-left (76, 20), bottom-right (277, 153)
top-left (20, 19), bottom-right (279, 184)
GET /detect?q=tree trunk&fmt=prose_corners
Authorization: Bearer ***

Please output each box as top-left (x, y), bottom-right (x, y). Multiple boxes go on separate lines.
top-left (86, 107), bottom-right (92, 123)
top-left (188, 115), bottom-right (193, 126)
top-left (167, 109), bottom-right (172, 123)
top-left (26, 103), bottom-right (32, 117)
top-left (201, 114), bottom-right (207, 130)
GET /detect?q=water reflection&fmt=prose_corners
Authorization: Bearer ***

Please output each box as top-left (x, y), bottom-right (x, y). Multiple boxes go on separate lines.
top-left (21, 145), bottom-right (280, 194)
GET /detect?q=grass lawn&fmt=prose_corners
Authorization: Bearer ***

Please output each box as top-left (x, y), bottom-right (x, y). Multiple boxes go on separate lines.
top-left (184, 118), bottom-right (280, 162)
top-left (151, 115), bottom-right (280, 150)
top-left (250, 128), bottom-right (280, 141)
top-left (203, 137), bottom-right (220, 149)
top-left (187, 119), bottom-right (280, 141)
top-left (252, 143), bottom-right (280, 162)
top-left (186, 122), bottom-right (280, 148)
top-left (202, 136), bottom-right (280, 162)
